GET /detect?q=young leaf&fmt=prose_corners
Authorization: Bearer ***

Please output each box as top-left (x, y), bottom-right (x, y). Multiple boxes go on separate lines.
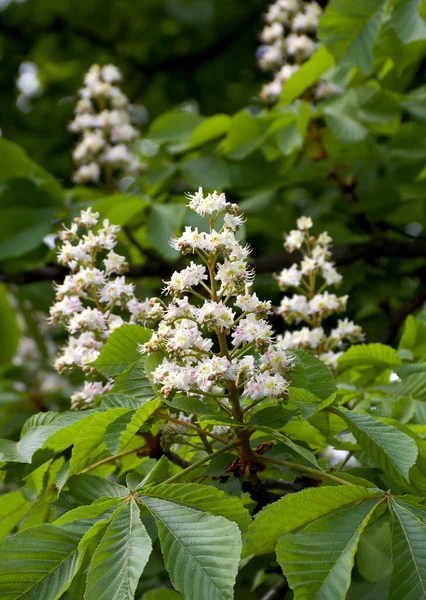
top-left (242, 485), bottom-right (382, 557)
top-left (387, 498), bottom-right (426, 600)
top-left (84, 499), bottom-right (152, 600)
top-left (139, 482), bottom-right (251, 531)
top-left (276, 499), bottom-right (382, 599)
top-left (93, 325), bottom-right (152, 377)
top-left (335, 408), bottom-right (418, 481)
top-left (142, 496), bottom-right (241, 600)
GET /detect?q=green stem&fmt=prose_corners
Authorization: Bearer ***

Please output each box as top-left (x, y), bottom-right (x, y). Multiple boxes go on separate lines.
top-left (159, 440), bottom-right (240, 484)
top-left (81, 445), bottom-right (146, 473)
top-left (259, 455), bottom-right (353, 486)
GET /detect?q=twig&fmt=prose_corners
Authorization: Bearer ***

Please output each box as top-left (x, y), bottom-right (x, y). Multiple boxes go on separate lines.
top-left (258, 455), bottom-right (353, 486)
top-left (260, 578), bottom-right (289, 600)
top-left (164, 451), bottom-right (191, 470)
top-left (156, 412), bottom-right (229, 444)
top-left (80, 445), bottom-right (146, 473)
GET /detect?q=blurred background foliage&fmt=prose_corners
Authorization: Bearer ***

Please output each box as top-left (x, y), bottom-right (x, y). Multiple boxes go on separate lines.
top-left (1, 0), bottom-right (426, 435)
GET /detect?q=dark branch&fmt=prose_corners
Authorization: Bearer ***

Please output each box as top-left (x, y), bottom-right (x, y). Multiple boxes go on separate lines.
top-left (1, 237), bottom-right (426, 285)
top-left (164, 451), bottom-right (191, 470)
top-left (260, 578), bottom-right (289, 600)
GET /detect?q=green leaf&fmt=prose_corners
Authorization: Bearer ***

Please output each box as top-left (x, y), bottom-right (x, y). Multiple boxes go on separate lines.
top-left (92, 194), bottom-right (149, 226)
top-left (93, 325), bottom-right (152, 377)
top-left (290, 349), bottom-right (336, 400)
top-left (111, 361), bottom-right (157, 400)
top-left (142, 497), bottom-right (241, 600)
top-left (0, 286), bottom-right (19, 365)
top-left (0, 491), bottom-right (33, 540)
top-left (356, 514), bottom-right (392, 583)
top-left (140, 483), bottom-right (251, 531)
top-left (254, 426), bottom-right (321, 468)
top-left (0, 138), bottom-right (62, 199)
top-left (65, 474), bottom-right (128, 505)
top-left (180, 155), bottom-right (230, 189)
top-left (382, 372), bottom-right (426, 402)
top-left (54, 499), bottom-right (123, 526)
top-left (188, 114), bottom-right (231, 147)
top-left (276, 499), bottom-right (381, 599)
top-left (324, 90), bottom-right (368, 142)
top-left (146, 203), bottom-right (186, 260)
top-left (398, 315), bottom-right (426, 359)
top-left (148, 111), bottom-right (204, 144)
top-left (249, 405), bottom-right (294, 429)
top-left (388, 498), bottom-right (426, 599)
top-left (85, 499), bottom-right (152, 600)
top-left (318, 0), bottom-right (387, 73)
top-left (67, 408), bottom-right (130, 478)
top-left (142, 590), bottom-right (182, 600)
top-left (338, 343), bottom-right (402, 370)
top-left (335, 408), bottom-right (418, 481)
top-left (242, 485), bottom-right (381, 557)
top-left (104, 398), bottom-right (160, 454)
top-left (392, 0), bottom-right (426, 43)
top-left (0, 523), bottom-right (86, 599)
top-left (278, 45), bottom-right (335, 106)
top-left (219, 111), bottom-right (270, 159)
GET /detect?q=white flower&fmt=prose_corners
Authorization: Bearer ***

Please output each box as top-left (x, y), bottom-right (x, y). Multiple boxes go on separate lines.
top-left (321, 262), bottom-right (343, 285)
top-left (73, 162), bottom-right (101, 184)
top-left (186, 188), bottom-right (229, 216)
top-left (285, 34), bottom-right (315, 60)
top-left (276, 264), bottom-right (302, 288)
top-left (99, 277), bottom-right (135, 304)
top-left (104, 250), bottom-right (127, 275)
top-left (284, 229), bottom-right (304, 251)
top-left (164, 262), bottom-right (208, 294)
top-left (297, 215), bottom-right (313, 230)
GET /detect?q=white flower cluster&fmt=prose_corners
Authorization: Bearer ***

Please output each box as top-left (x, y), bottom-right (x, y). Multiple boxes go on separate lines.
top-left (50, 208), bottom-right (163, 409)
top-left (141, 188), bottom-right (295, 410)
top-left (276, 216), bottom-right (364, 369)
top-left (258, 0), bottom-right (342, 103)
top-left (69, 64), bottom-right (143, 185)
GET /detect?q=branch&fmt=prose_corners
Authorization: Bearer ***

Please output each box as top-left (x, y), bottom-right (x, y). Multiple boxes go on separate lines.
top-left (2, 237), bottom-right (426, 285)
top-left (260, 578), bottom-right (289, 600)
top-left (164, 451), bottom-right (191, 470)
top-left (251, 237), bottom-right (426, 274)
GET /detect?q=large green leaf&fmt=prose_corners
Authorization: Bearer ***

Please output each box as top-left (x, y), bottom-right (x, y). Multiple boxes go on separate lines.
top-left (139, 483), bottom-right (251, 531)
top-left (254, 425), bottom-right (321, 468)
top-left (335, 408), bottom-right (418, 481)
top-left (0, 523), bottom-right (86, 599)
top-left (242, 485), bottom-right (381, 557)
top-left (142, 497), bottom-right (241, 600)
top-left (318, 0), bottom-right (387, 73)
top-left (356, 514), bottom-right (392, 583)
top-left (324, 90), bottom-right (368, 142)
top-left (388, 499), bottom-right (426, 599)
top-left (85, 499), bottom-right (152, 600)
top-left (277, 499), bottom-right (382, 599)
top-left (93, 325), bottom-right (152, 377)
top-left (338, 343), bottom-right (402, 370)
top-left (290, 349), bottom-right (336, 400)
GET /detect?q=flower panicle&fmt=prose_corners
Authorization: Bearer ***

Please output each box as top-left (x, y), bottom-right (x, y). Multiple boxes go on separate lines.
top-left (276, 215), bottom-right (364, 369)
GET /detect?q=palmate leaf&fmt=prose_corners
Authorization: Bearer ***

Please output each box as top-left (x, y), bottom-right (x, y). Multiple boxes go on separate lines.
top-left (111, 359), bottom-right (157, 402)
top-left (84, 499), bottom-right (152, 600)
top-left (242, 485), bottom-right (382, 557)
top-left (388, 499), bottom-right (426, 600)
top-left (0, 523), bottom-right (86, 600)
top-left (290, 349), bottom-right (336, 400)
top-left (276, 499), bottom-right (382, 600)
top-left (139, 482), bottom-right (251, 531)
top-left (335, 408), bottom-right (418, 481)
top-left (142, 497), bottom-right (241, 600)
